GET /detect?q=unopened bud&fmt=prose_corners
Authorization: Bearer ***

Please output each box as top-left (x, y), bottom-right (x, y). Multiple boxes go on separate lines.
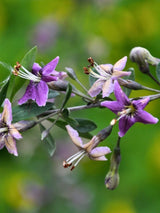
top-left (96, 125), bottom-right (113, 142)
top-left (119, 78), bottom-right (143, 90)
top-left (13, 120), bottom-right (36, 132)
top-left (105, 170), bottom-right (120, 190)
top-left (105, 137), bottom-right (121, 190)
top-left (65, 67), bottom-right (77, 80)
top-left (130, 47), bottom-right (160, 73)
top-left (48, 80), bottom-right (69, 91)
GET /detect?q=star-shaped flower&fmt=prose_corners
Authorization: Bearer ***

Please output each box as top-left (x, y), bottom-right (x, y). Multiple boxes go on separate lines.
top-left (14, 57), bottom-right (66, 106)
top-left (88, 56), bottom-right (131, 98)
top-left (63, 125), bottom-right (111, 170)
top-left (0, 99), bottom-right (22, 156)
top-left (101, 80), bottom-right (158, 137)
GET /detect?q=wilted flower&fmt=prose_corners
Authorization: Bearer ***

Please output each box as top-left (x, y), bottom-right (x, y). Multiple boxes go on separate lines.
top-left (63, 125), bottom-right (111, 170)
top-left (87, 56), bottom-right (131, 98)
top-left (0, 99), bottom-right (22, 156)
top-left (13, 57), bottom-right (66, 106)
top-left (101, 80), bottom-right (158, 137)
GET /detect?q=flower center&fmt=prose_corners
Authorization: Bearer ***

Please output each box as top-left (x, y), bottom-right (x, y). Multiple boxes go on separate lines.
top-left (0, 122), bottom-right (8, 135)
top-left (110, 104), bottom-right (136, 126)
top-left (63, 150), bottom-right (86, 171)
top-left (89, 62), bottom-right (111, 80)
top-left (13, 62), bottom-right (41, 83)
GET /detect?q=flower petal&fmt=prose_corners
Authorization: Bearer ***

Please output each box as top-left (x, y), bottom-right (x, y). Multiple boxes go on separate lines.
top-left (32, 63), bottom-right (41, 75)
top-left (4, 135), bottom-right (18, 156)
top-left (18, 81), bottom-right (36, 105)
top-left (90, 146), bottom-right (111, 157)
top-left (113, 56), bottom-right (127, 71)
top-left (0, 135), bottom-right (5, 150)
top-left (135, 110), bottom-right (159, 124)
top-left (66, 125), bottom-right (83, 148)
top-left (9, 124), bottom-right (22, 140)
top-left (42, 56), bottom-right (59, 76)
top-left (102, 78), bottom-right (114, 97)
top-left (51, 71), bottom-right (68, 80)
top-left (100, 64), bottom-right (113, 73)
top-left (35, 80), bottom-right (48, 106)
top-left (101, 100), bottom-right (123, 114)
top-left (132, 97), bottom-right (150, 110)
top-left (114, 80), bottom-right (130, 105)
top-left (88, 79), bottom-right (105, 97)
top-left (118, 116), bottom-right (136, 137)
top-left (112, 70), bottom-right (131, 80)
top-left (1, 99), bottom-right (12, 125)
top-left (42, 75), bottom-right (58, 82)
top-left (90, 156), bottom-right (108, 161)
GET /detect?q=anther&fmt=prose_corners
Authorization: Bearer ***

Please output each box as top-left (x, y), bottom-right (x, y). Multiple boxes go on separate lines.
top-left (88, 57), bottom-right (94, 66)
top-left (83, 67), bottom-right (90, 74)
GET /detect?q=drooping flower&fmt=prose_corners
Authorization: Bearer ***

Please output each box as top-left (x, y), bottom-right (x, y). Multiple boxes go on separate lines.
top-left (13, 57), bottom-right (67, 106)
top-left (0, 99), bottom-right (22, 156)
top-left (101, 80), bottom-right (158, 137)
top-left (87, 56), bottom-right (131, 98)
top-left (63, 125), bottom-right (111, 170)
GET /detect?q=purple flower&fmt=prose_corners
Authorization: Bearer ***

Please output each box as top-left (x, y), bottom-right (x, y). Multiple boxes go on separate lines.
top-left (16, 57), bottom-right (66, 106)
top-left (101, 80), bottom-right (158, 137)
top-left (63, 125), bottom-right (111, 170)
top-left (88, 56), bottom-right (131, 98)
top-left (0, 99), bottom-right (22, 156)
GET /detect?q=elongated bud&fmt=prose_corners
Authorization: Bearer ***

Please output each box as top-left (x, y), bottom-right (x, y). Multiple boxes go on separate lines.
top-left (48, 80), bottom-right (69, 91)
top-left (105, 137), bottom-right (121, 190)
top-left (119, 78), bottom-right (143, 90)
top-left (105, 170), bottom-right (120, 190)
top-left (96, 125), bottom-right (113, 142)
top-left (13, 120), bottom-right (36, 132)
top-left (65, 67), bottom-right (77, 80)
top-left (130, 47), bottom-right (160, 73)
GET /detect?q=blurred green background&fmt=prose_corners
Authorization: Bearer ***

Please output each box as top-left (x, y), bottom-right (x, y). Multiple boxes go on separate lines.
top-left (1, 0), bottom-right (160, 212)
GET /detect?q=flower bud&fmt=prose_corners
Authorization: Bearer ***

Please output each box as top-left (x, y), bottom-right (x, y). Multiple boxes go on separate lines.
top-left (48, 80), bottom-right (69, 91)
top-left (96, 125), bottom-right (113, 142)
top-left (13, 120), bottom-right (36, 132)
top-left (119, 78), bottom-right (143, 90)
top-left (105, 170), bottom-right (120, 190)
top-left (65, 67), bottom-right (77, 80)
top-left (105, 138), bottom-right (121, 190)
top-left (130, 47), bottom-right (160, 73)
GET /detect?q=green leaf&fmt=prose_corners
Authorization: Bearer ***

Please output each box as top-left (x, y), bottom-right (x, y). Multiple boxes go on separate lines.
top-left (156, 62), bottom-right (160, 82)
top-left (10, 46), bottom-right (37, 100)
top-left (123, 67), bottom-right (135, 97)
top-left (74, 118), bottom-right (97, 133)
top-left (39, 124), bottom-right (56, 157)
top-left (48, 118), bottom-right (93, 139)
top-left (62, 109), bottom-right (79, 127)
top-left (48, 90), bottom-right (60, 99)
top-left (0, 76), bottom-right (10, 106)
top-left (61, 83), bottom-right (72, 109)
top-left (0, 62), bottom-right (12, 83)
top-left (12, 102), bottom-right (54, 122)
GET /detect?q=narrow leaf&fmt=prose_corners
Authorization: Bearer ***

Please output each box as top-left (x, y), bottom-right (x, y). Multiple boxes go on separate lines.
top-left (61, 83), bottom-right (72, 109)
top-left (39, 124), bottom-right (56, 157)
top-left (156, 62), bottom-right (160, 82)
top-left (0, 76), bottom-right (10, 106)
top-left (12, 102), bottom-right (54, 122)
